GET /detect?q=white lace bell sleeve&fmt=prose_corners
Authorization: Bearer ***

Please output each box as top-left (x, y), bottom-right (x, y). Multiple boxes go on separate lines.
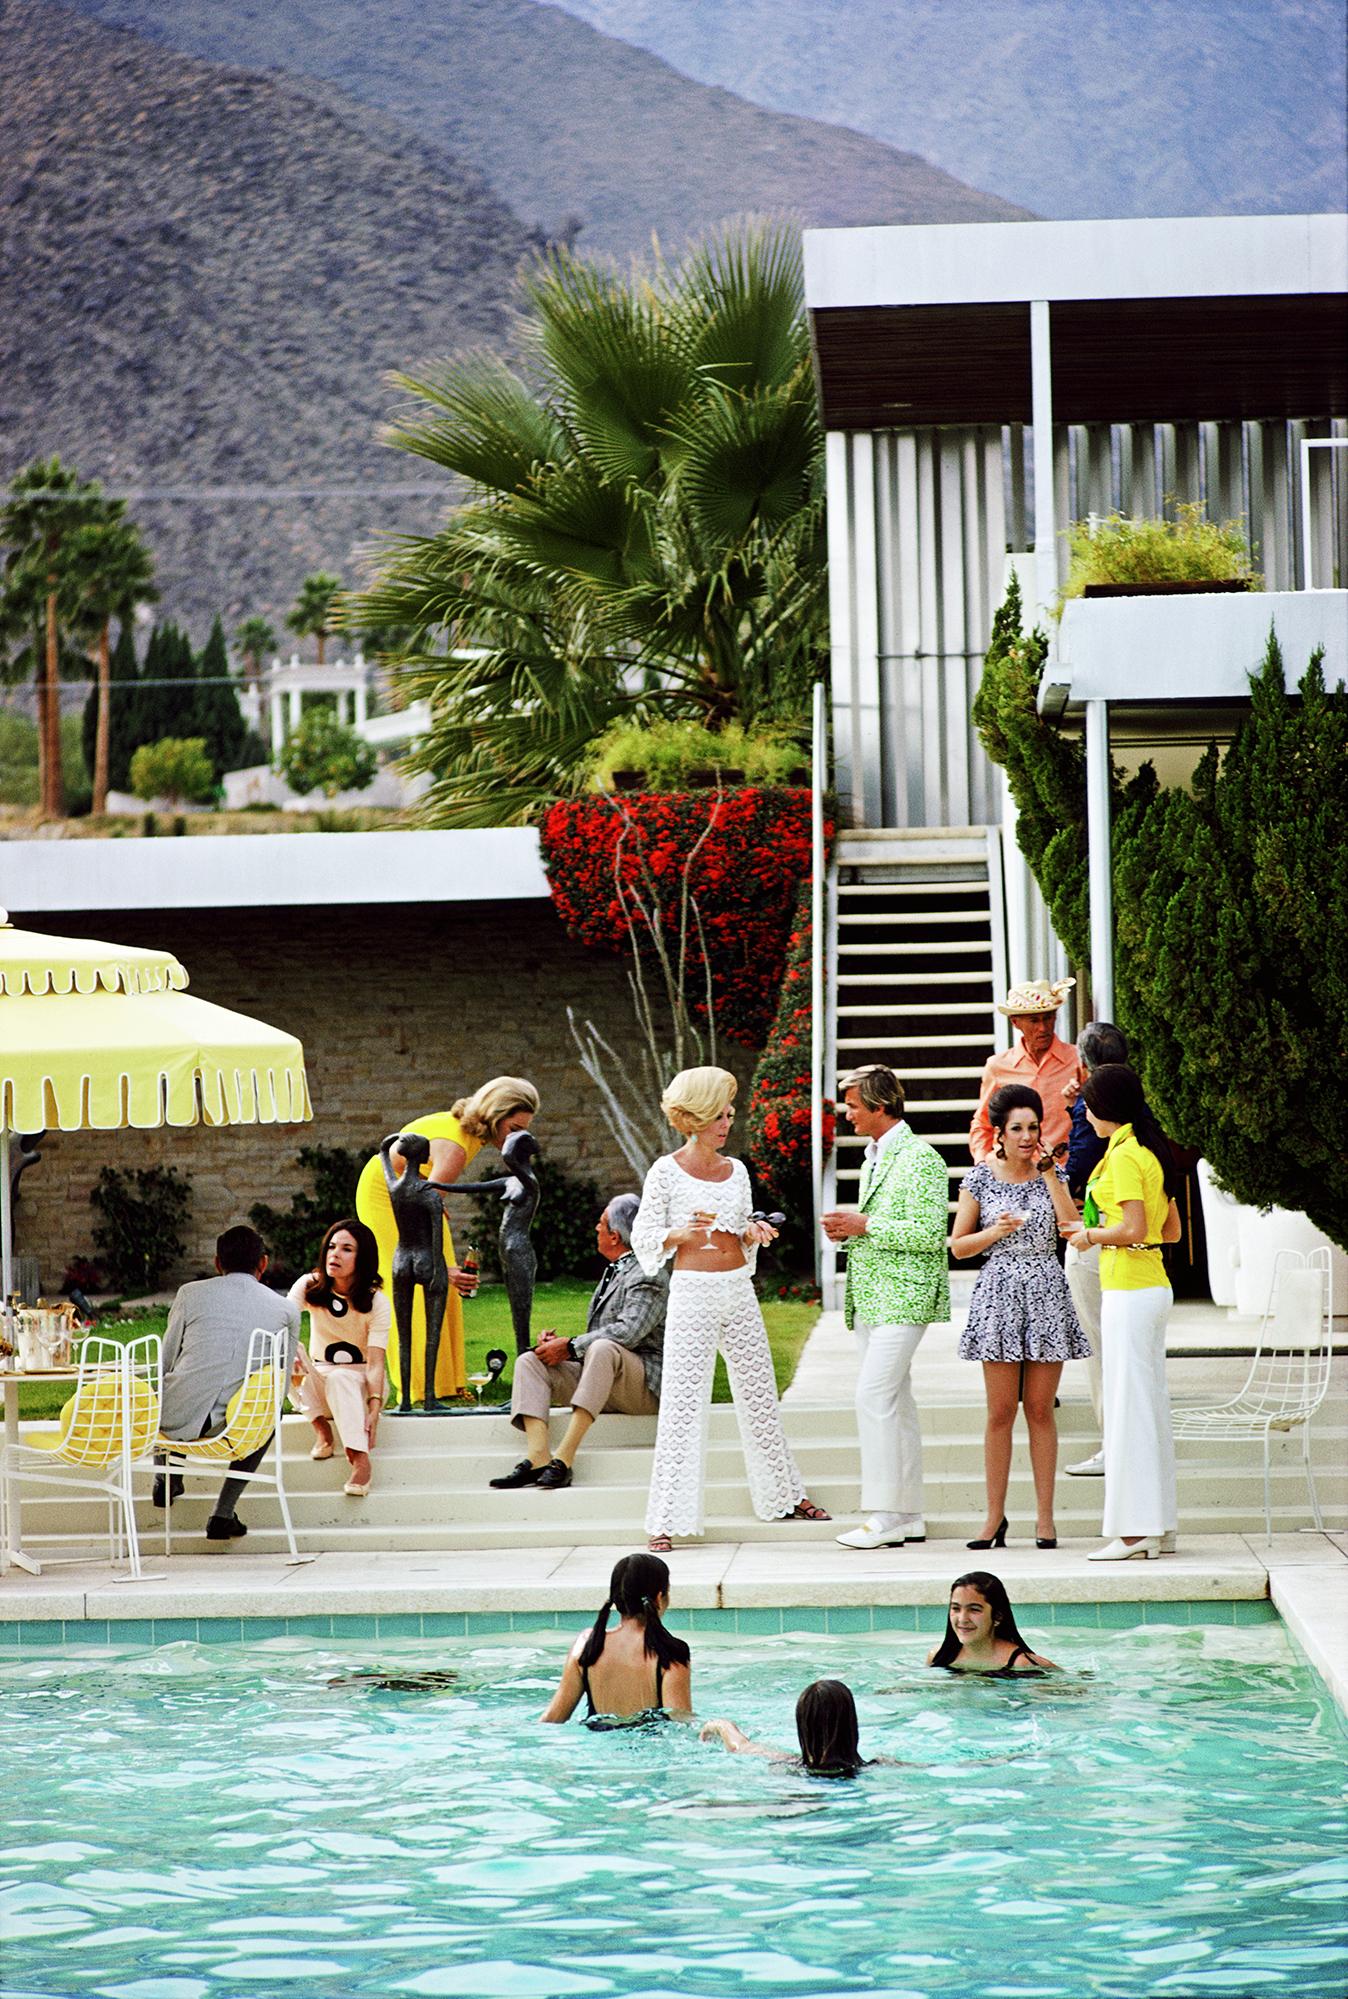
top-left (631, 1157), bottom-right (677, 1276)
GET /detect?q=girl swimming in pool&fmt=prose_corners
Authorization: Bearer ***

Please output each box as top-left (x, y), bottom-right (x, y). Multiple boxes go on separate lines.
top-left (541, 1551), bottom-right (692, 1726)
top-left (701, 1679), bottom-right (881, 1775)
top-left (926, 1571), bottom-right (1058, 1674)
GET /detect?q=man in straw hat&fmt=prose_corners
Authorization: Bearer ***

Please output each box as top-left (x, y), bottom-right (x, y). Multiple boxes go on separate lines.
top-left (969, 979), bottom-right (1083, 1165)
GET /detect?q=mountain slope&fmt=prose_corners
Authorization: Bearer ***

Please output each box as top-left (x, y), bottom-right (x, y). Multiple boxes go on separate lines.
top-left (60, 0), bottom-right (1031, 255)
top-left (0, 0), bottom-right (537, 635)
top-left (557, 0), bottom-right (1348, 221)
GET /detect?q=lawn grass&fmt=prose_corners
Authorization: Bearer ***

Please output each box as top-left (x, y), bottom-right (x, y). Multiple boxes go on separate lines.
top-left (13, 1281), bottom-right (821, 1419)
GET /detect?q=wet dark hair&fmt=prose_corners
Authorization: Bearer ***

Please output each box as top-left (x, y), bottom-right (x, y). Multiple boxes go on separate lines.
top-left (929, 1571), bottom-right (1035, 1669)
top-left (216, 1224), bottom-right (266, 1274)
top-left (578, 1552), bottom-right (690, 1677)
top-left (305, 1217), bottom-right (382, 1315)
top-left (987, 1083), bottom-right (1043, 1132)
top-left (795, 1679), bottom-right (863, 1775)
top-left (1081, 1063), bottom-right (1182, 1200)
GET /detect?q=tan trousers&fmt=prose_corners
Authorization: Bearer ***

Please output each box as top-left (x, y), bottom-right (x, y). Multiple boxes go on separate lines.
top-left (295, 1362), bottom-right (377, 1452)
top-left (1065, 1240), bottom-right (1104, 1429)
top-left (510, 1339), bottom-right (658, 1429)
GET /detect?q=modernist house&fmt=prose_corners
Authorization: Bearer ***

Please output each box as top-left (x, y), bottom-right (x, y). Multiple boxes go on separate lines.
top-left (802, 213), bottom-right (1348, 1286)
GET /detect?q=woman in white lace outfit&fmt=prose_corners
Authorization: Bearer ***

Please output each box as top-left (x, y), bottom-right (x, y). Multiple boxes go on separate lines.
top-left (632, 1067), bottom-right (830, 1552)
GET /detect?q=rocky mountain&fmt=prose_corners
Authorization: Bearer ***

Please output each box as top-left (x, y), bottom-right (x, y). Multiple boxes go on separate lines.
top-left (0, 0), bottom-right (540, 638)
top-left (59, 0), bottom-right (1031, 256)
top-left (557, 0), bottom-right (1348, 221)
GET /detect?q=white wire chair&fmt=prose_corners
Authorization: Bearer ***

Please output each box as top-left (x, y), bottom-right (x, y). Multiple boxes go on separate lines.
top-left (1173, 1248), bottom-right (1334, 1541)
top-left (0, 1334), bottom-right (162, 1579)
top-left (155, 1325), bottom-right (300, 1560)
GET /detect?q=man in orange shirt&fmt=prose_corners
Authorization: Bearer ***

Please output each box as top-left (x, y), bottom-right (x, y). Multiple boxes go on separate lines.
top-left (968, 979), bottom-right (1083, 1163)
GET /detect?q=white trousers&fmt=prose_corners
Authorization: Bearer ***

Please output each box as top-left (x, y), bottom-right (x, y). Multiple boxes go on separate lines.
top-left (1065, 1241), bottom-right (1104, 1429)
top-left (1100, 1285), bottom-right (1177, 1538)
top-left (294, 1363), bottom-right (374, 1453)
top-left (853, 1320), bottom-right (927, 1515)
top-left (645, 1269), bottom-right (806, 1537)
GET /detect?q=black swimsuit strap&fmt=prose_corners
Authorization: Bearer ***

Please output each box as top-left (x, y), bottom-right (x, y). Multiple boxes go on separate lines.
top-left (1001, 1644), bottom-right (1030, 1673)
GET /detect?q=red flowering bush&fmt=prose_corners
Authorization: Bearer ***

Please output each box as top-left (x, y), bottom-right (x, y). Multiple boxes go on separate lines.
top-left (541, 788), bottom-right (821, 1046)
top-left (744, 878), bottom-right (834, 1269)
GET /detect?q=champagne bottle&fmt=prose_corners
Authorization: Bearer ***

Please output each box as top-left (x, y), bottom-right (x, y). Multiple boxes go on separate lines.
top-left (461, 1242), bottom-right (480, 1294)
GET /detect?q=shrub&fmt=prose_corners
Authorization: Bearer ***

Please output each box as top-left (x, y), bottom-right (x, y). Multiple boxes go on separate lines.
top-left (91, 1165), bottom-right (192, 1292)
top-left (542, 788), bottom-right (820, 1045)
top-left (279, 710), bottom-right (377, 798)
top-left (745, 878), bottom-right (834, 1271)
top-left (128, 735), bottom-right (215, 806)
top-left (589, 718), bottom-right (807, 793)
top-left (249, 1143), bottom-right (370, 1286)
top-left (1059, 502), bottom-right (1259, 604)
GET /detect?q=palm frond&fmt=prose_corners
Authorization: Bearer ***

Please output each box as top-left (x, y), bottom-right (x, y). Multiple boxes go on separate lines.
top-left (386, 355), bottom-right (572, 494)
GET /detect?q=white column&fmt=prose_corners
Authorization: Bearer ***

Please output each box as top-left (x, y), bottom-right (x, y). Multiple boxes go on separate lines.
top-left (1030, 300), bottom-right (1057, 624)
top-left (270, 689), bottom-right (284, 759)
top-left (1085, 699), bottom-right (1114, 1021)
top-left (354, 680), bottom-right (369, 729)
top-left (288, 687), bottom-right (302, 732)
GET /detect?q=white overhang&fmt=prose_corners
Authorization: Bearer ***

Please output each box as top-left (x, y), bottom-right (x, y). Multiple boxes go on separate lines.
top-left (0, 828), bottom-right (551, 916)
top-left (803, 213), bottom-right (1348, 310)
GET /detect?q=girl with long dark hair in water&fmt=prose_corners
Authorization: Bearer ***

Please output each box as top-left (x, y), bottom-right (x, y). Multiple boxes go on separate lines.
top-left (541, 1551), bottom-right (692, 1725)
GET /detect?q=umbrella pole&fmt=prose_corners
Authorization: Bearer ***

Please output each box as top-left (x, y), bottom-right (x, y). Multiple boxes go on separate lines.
top-left (0, 1126), bottom-right (11, 1305)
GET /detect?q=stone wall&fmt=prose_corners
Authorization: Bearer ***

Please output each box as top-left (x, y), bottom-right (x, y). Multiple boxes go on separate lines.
top-left (16, 899), bottom-right (762, 1290)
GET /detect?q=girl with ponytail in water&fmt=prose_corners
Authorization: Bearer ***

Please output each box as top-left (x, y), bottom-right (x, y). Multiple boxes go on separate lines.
top-left (541, 1552), bottom-right (692, 1726)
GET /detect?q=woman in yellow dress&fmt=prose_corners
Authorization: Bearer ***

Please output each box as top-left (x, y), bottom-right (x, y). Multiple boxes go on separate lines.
top-left (354, 1076), bottom-right (539, 1405)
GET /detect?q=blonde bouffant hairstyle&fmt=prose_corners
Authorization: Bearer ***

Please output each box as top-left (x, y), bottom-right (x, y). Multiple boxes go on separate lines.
top-left (451, 1075), bottom-right (541, 1141)
top-left (661, 1066), bottom-right (738, 1137)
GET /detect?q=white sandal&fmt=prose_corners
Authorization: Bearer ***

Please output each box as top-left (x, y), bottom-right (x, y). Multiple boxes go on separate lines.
top-left (310, 1440), bottom-right (334, 1461)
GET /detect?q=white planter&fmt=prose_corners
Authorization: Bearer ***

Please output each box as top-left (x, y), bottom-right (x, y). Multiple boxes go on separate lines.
top-left (1197, 1159), bottom-right (1347, 1317)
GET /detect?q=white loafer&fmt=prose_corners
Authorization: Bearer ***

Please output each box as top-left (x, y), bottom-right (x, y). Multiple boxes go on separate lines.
top-left (1088, 1535), bottom-right (1160, 1561)
top-left (1066, 1450), bottom-right (1105, 1476)
top-left (836, 1519), bottom-right (920, 1550)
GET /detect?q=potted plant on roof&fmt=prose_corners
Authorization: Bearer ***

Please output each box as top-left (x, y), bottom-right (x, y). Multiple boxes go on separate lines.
top-left (589, 717), bottom-right (808, 794)
top-left (1059, 501), bottom-right (1261, 605)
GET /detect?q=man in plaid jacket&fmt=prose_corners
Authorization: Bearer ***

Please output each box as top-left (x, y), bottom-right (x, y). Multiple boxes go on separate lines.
top-left (823, 1066), bottom-right (950, 1549)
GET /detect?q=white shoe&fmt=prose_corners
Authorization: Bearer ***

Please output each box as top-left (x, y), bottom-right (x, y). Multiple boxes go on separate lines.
top-left (1088, 1536), bottom-right (1160, 1562)
top-left (1066, 1450), bottom-right (1105, 1476)
top-left (836, 1517), bottom-right (919, 1550)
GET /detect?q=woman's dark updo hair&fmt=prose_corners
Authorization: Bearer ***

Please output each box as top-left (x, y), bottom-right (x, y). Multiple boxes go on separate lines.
top-left (930, 1570), bottom-right (1035, 1669)
top-left (795, 1679), bottom-right (864, 1776)
top-left (987, 1083), bottom-right (1043, 1132)
top-left (1082, 1063), bottom-right (1182, 1199)
top-left (305, 1217), bottom-right (382, 1315)
top-left (578, 1551), bottom-right (690, 1678)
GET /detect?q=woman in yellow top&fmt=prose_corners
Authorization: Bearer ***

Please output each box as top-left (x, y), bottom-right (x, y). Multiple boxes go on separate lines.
top-left (354, 1075), bottom-right (539, 1405)
top-left (1064, 1063), bottom-right (1182, 1561)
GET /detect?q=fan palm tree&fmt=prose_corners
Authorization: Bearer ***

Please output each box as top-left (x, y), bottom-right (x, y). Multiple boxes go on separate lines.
top-left (0, 458), bottom-right (103, 816)
top-left (287, 572), bottom-right (343, 665)
top-left (62, 512), bottom-right (159, 814)
top-left (235, 613), bottom-right (277, 693)
top-left (349, 222), bottom-right (827, 826)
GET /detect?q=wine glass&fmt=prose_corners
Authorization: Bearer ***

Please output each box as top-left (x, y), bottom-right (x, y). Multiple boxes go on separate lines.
top-left (467, 1370), bottom-right (492, 1406)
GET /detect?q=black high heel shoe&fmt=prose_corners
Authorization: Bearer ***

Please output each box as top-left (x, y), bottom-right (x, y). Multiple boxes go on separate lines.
top-left (967, 1517), bottom-right (1008, 1550)
top-left (1035, 1535), bottom-right (1058, 1549)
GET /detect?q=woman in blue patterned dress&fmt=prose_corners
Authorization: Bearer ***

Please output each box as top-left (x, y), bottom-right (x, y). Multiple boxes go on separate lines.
top-left (951, 1084), bottom-right (1089, 1550)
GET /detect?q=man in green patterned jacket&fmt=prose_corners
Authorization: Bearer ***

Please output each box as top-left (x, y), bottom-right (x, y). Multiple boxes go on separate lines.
top-left (822, 1065), bottom-right (950, 1549)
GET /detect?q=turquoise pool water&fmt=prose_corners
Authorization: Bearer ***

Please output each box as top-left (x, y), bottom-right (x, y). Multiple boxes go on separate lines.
top-left (1, 1621), bottom-right (1344, 1999)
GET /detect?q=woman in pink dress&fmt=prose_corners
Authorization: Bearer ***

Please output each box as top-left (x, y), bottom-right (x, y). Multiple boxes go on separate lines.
top-left (289, 1218), bottom-right (391, 1498)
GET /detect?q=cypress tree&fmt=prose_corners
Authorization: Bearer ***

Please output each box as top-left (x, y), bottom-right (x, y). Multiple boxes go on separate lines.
top-left (190, 616), bottom-right (250, 776)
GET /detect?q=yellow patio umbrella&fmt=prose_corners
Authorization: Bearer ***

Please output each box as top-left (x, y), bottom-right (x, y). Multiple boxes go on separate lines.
top-left (0, 909), bottom-right (311, 1298)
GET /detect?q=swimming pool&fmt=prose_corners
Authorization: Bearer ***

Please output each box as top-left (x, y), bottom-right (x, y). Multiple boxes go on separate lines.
top-left (2, 1620), bottom-right (1344, 1999)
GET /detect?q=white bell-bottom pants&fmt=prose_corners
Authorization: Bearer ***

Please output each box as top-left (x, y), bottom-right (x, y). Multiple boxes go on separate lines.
top-left (852, 1320), bottom-right (927, 1515)
top-left (1100, 1284), bottom-right (1177, 1538)
top-left (645, 1268), bottom-right (806, 1537)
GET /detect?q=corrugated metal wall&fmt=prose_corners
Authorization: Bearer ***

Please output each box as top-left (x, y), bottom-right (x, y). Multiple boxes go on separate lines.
top-left (828, 415), bottom-right (1348, 829)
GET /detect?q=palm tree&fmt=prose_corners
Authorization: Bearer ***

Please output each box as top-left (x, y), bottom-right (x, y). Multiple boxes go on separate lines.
top-left (349, 222), bottom-right (826, 826)
top-left (0, 459), bottom-right (103, 816)
top-left (286, 572), bottom-right (343, 665)
top-left (62, 512), bottom-right (158, 814)
top-left (234, 614), bottom-right (277, 693)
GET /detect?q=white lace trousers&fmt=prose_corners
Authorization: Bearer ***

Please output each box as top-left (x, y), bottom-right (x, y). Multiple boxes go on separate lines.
top-left (645, 1268), bottom-right (806, 1537)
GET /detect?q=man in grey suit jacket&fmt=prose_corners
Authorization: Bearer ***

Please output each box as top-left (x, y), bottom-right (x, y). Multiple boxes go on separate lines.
top-left (490, 1193), bottom-right (668, 1491)
top-left (155, 1224), bottom-right (299, 1541)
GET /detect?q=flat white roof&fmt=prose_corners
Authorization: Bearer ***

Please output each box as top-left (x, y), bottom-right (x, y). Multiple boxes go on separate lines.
top-left (804, 213), bottom-right (1348, 311)
top-left (0, 828), bottom-right (550, 916)
top-left (1047, 590), bottom-right (1348, 707)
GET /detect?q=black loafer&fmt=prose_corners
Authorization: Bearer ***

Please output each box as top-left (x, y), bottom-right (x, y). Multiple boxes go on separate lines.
top-left (152, 1474), bottom-right (185, 1508)
top-left (489, 1460), bottom-right (546, 1489)
top-left (205, 1514), bottom-right (247, 1540)
top-left (536, 1458), bottom-right (573, 1490)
